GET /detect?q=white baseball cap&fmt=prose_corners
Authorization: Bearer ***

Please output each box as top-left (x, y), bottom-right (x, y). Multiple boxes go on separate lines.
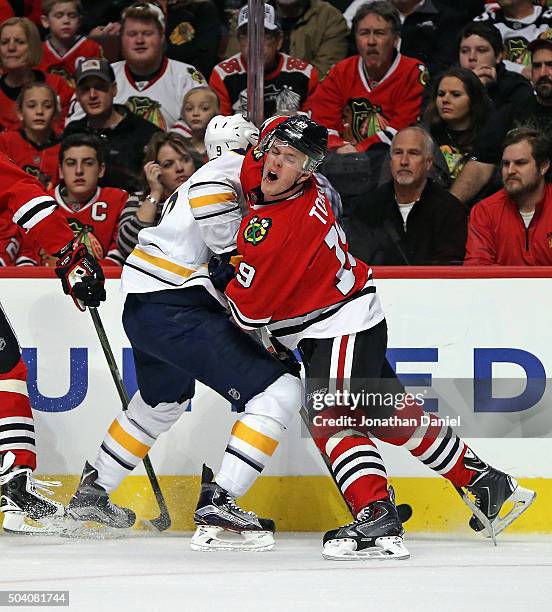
top-left (238, 3), bottom-right (280, 31)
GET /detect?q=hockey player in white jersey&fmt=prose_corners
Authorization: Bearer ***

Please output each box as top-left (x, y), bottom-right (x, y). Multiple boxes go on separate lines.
top-left (67, 114), bottom-right (302, 551)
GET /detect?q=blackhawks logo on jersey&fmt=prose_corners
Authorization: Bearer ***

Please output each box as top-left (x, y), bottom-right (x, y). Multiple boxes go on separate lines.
top-left (68, 218), bottom-right (104, 259)
top-left (243, 216), bottom-right (272, 245)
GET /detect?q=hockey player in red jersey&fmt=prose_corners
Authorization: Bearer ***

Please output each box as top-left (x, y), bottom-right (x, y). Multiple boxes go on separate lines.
top-left (0, 150), bottom-right (106, 533)
top-left (219, 116), bottom-right (536, 559)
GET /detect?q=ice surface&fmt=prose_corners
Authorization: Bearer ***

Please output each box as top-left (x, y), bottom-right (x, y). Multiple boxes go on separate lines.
top-left (2, 532), bottom-right (550, 612)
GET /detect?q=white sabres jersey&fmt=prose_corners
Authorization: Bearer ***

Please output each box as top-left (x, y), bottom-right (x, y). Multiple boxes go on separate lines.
top-left (121, 151), bottom-right (245, 303)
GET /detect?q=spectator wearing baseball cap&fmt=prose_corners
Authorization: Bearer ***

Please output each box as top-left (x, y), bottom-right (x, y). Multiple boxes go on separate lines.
top-left (209, 2), bottom-right (318, 118)
top-left (223, 0), bottom-right (348, 79)
top-left (63, 57), bottom-right (161, 193)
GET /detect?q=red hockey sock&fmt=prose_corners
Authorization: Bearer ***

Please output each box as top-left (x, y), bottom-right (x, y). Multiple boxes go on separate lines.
top-left (315, 433), bottom-right (389, 516)
top-left (0, 358), bottom-right (36, 470)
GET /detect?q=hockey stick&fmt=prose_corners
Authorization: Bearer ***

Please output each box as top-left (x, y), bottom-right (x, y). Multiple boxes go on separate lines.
top-left (88, 307), bottom-right (171, 532)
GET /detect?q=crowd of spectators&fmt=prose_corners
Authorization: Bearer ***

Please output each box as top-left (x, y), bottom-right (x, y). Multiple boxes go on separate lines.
top-left (0, 0), bottom-right (552, 269)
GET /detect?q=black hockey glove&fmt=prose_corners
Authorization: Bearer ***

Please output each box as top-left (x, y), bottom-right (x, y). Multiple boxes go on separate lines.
top-left (208, 252), bottom-right (235, 292)
top-left (270, 337), bottom-right (302, 378)
top-left (55, 242), bottom-right (106, 311)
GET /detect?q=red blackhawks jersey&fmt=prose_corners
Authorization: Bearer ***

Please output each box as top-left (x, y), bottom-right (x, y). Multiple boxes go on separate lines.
top-left (38, 36), bottom-right (103, 85)
top-left (305, 53), bottom-right (427, 151)
top-left (0, 130), bottom-right (60, 190)
top-left (225, 151), bottom-right (384, 348)
top-left (19, 185), bottom-right (127, 266)
top-left (210, 52), bottom-right (318, 117)
top-left (0, 151), bottom-right (73, 258)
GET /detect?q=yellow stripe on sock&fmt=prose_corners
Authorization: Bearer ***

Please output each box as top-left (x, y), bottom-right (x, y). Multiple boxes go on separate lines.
top-left (232, 421), bottom-right (278, 456)
top-left (108, 419), bottom-right (150, 458)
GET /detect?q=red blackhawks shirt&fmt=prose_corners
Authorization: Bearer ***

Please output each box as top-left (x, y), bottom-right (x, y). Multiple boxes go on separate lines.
top-left (225, 150), bottom-right (384, 348)
top-left (38, 36), bottom-right (103, 85)
top-left (19, 185), bottom-right (127, 266)
top-left (305, 52), bottom-right (427, 151)
top-left (210, 52), bottom-right (318, 118)
top-left (0, 151), bottom-right (73, 260)
top-left (0, 129), bottom-right (60, 190)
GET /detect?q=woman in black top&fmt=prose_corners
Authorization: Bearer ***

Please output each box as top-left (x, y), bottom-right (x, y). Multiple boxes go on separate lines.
top-left (423, 66), bottom-right (491, 184)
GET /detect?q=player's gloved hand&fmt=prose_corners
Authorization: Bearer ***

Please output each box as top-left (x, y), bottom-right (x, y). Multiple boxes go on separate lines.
top-left (271, 337), bottom-right (302, 378)
top-left (55, 242), bottom-right (106, 311)
top-left (208, 252), bottom-right (235, 292)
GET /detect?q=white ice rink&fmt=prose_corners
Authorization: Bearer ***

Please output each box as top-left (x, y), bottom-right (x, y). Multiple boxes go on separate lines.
top-left (2, 532), bottom-right (551, 612)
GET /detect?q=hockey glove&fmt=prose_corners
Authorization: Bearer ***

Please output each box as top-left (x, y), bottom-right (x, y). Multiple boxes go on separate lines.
top-left (208, 252), bottom-right (235, 292)
top-left (55, 242), bottom-right (106, 311)
top-left (271, 337), bottom-right (302, 378)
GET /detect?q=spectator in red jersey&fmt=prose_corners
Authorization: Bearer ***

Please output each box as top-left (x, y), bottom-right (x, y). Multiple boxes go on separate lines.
top-left (0, 17), bottom-right (74, 132)
top-left (465, 127), bottom-right (552, 265)
top-left (38, 0), bottom-right (104, 86)
top-left (19, 133), bottom-right (127, 266)
top-left (306, 1), bottom-right (428, 154)
top-left (170, 86), bottom-right (219, 163)
top-left (210, 3), bottom-right (318, 119)
top-left (0, 82), bottom-right (61, 190)
top-left (423, 67), bottom-right (492, 186)
top-left (117, 131), bottom-right (200, 259)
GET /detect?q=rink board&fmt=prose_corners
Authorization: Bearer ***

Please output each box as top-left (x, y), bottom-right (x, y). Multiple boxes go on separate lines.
top-left (1, 267), bottom-right (551, 532)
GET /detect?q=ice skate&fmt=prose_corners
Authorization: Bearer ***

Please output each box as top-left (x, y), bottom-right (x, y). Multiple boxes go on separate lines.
top-left (459, 464), bottom-right (536, 542)
top-left (191, 465), bottom-right (275, 552)
top-left (322, 491), bottom-right (409, 561)
top-left (67, 461), bottom-right (136, 529)
top-left (0, 451), bottom-right (66, 534)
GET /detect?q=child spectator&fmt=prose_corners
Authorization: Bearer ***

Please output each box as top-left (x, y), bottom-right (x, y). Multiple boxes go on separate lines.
top-left (423, 67), bottom-right (491, 184)
top-left (38, 0), bottom-right (104, 85)
top-left (0, 82), bottom-right (61, 189)
top-left (19, 133), bottom-right (127, 266)
top-left (0, 17), bottom-right (74, 131)
top-left (171, 86), bottom-right (219, 162)
top-left (118, 131), bottom-right (200, 259)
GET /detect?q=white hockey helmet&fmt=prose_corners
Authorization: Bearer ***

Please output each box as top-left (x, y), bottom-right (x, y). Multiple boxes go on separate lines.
top-left (204, 114), bottom-right (260, 160)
